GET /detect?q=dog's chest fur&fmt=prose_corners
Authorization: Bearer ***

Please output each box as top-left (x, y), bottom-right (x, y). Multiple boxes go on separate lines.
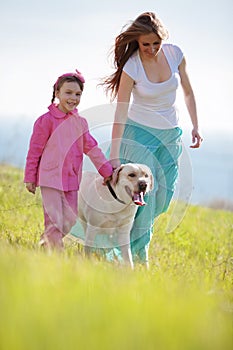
top-left (95, 204), bottom-right (137, 228)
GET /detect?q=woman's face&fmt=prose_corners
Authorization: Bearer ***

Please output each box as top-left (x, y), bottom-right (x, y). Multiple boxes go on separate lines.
top-left (137, 32), bottom-right (162, 58)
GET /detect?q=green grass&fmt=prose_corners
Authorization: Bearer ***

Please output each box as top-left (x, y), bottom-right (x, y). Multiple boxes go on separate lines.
top-left (0, 164), bottom-right (232, 350)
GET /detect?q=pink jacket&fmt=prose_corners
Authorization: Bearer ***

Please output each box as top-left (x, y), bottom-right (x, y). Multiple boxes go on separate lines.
top-left (24, 104), bottom-right (113, 191)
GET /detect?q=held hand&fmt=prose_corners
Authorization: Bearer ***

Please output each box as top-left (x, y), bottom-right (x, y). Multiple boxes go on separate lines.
top-left (103, 175), bottom-right (112, 186)
top-left (25, 182), bottom-right (36, 194)
top-left (190, 128), bottom-right (203, 148)
top-left (110, 158), bottom-right (121, 170)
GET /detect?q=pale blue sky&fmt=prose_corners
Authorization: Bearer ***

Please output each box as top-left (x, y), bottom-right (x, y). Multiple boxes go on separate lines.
top-left (0, 0), bottom-right (232, 134)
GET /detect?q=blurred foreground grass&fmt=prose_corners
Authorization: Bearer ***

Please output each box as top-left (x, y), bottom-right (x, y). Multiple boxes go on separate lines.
top-left (0, 165), bottom-right (232, 350)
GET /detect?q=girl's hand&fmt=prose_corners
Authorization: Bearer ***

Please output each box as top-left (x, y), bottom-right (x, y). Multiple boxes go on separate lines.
top-left (190, 128), bottom-right (203, 148)
top-left (25, 182), bottom-right (36, 194)
top-left (102, 175), bottom-right (112, 186)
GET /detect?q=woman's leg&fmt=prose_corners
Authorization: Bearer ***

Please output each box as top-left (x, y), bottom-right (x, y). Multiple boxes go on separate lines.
top-left (121, 122), bottom-right (182, 264)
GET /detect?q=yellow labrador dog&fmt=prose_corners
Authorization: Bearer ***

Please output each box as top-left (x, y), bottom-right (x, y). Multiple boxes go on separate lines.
top-left (78, 163), bottom-right (154, 268)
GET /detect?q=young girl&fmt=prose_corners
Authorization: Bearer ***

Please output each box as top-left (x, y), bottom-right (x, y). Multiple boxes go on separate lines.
top-left (24, 70), bottom-right (113, 250)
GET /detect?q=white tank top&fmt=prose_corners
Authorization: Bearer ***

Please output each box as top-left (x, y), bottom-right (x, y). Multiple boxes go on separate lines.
top-left (123, 43), bottom-right (184, 129)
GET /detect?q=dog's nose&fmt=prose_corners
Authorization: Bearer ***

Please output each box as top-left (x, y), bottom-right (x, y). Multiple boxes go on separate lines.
top-left (138, 181), bottom-right (147, 191)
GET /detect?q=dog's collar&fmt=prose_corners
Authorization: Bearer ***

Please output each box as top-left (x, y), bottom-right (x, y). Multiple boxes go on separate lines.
top-left (106, 181), bottom-right (126, 205)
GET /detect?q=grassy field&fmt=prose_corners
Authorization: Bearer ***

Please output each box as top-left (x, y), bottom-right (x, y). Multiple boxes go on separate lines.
top-left (0, 164), bottom-right (232, 350)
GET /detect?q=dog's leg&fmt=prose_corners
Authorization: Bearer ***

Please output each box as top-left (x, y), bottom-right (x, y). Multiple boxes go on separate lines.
top-left (121, 244), bottom-right (134, 269)
top-left (118, 232), bottom-right (134, 269)
top-left (84, 223), bottom-right (96, 257)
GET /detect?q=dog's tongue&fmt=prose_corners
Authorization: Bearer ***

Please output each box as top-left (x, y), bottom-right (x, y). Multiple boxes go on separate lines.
top-left (133, 192), bottom-right (146, 206)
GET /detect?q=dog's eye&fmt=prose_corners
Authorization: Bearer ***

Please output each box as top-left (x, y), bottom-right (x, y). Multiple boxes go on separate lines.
top-left (128, 173), bottom-right (136, 178)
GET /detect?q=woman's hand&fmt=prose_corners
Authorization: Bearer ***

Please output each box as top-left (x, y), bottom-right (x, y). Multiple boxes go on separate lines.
top-left (110, 158), bottom-right (121, 170)
top-left (190, 128), bottom-right (203, 148)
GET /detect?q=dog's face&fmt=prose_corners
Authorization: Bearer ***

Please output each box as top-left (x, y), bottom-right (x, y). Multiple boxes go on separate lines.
top-left (112, 163), bottom-right (154, 206)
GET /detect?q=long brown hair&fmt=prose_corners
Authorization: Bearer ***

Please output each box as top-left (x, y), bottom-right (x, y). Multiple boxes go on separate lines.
top-left (101, 12), bottom-right (169, 100)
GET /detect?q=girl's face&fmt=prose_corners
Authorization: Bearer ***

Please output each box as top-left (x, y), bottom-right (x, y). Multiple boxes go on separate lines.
top-left (137, 32), bottom-right (162, 59)
top-left (55, 81), bottom-right (82, 113)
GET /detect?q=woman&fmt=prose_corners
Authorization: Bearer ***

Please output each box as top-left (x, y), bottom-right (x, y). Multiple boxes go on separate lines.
top-left (102, 12), bottom-right (203, 266)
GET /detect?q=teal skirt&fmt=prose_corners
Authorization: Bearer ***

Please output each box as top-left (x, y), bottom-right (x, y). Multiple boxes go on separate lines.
top-left (120, 119), bottom-right (183, 216)
top-left (118, 119), bottom-right (183, 262)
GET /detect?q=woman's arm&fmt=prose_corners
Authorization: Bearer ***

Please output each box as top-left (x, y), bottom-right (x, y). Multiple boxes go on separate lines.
top-left (179, 57), bottom-right (203, 148)
top-left (110, 71), bottom-right (134, 167)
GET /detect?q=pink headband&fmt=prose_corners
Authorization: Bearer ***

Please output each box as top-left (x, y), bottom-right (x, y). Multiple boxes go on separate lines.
top-left (55, 69), bottom-right (85, 89)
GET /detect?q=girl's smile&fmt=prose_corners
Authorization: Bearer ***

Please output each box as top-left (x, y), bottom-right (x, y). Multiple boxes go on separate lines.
top-left (55, 81), bottom-right (82, 113)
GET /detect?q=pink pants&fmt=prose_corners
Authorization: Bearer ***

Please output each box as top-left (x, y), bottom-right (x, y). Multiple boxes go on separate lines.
top-left (40, 187), bottom-right (78, 249)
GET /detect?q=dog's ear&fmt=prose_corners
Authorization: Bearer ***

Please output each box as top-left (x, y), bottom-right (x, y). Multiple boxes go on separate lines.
top-left (143, 165), bottom-right (154, 191)
top-left (112, 165), bottom-right (123, 185)
top-left (149, 171), bottom-right (154, 191)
